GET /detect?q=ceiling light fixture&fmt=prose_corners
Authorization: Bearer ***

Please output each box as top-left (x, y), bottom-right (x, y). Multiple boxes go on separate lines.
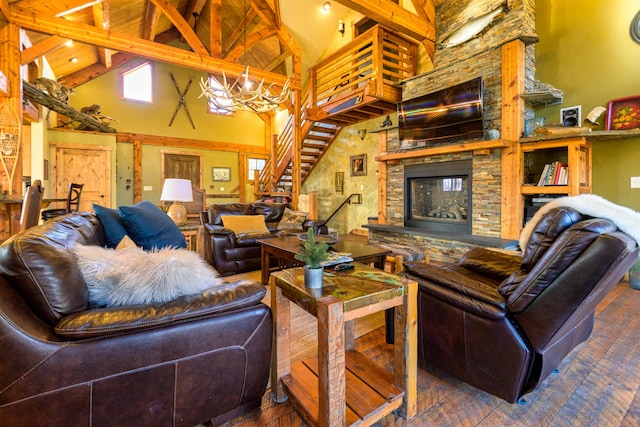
top-left (69, 57), bottom-right (78, 63)
top-left (322, 2), bottom-right (331, 12)
top-left (199, 0), bottom-right (290, 113)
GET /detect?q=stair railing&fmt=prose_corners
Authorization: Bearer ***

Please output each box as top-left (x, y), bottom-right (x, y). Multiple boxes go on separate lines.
top-left (324, 193), bottom-right (362, 224)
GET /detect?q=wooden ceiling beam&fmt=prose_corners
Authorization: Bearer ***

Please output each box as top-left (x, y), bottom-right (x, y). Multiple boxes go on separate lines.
top-left (334, 0), bottom-right (435, 42)
top-left (148, 0), bottom-right (208, 56)
top-left (209, 0), bottom-right (222, 57)
top-left (20, 35), bottom-right (68, 65)
top-left (410, 0), bottom-right (436, 26)
top-left (58, 29), bottom-right (180, 87)
top-left (1, 0), bottom-right (9, 23)
top-left (92, 1), bottom-right (112, 68)
top-left (223, 8), bottom-right (257, 57)
top-left (224, 26), bottom-right (277, 62)
top-left (265, 50), bottom-right (288, 72)
top-left (183, 0), bottom-right (207, 28)
top-left (143, 2), bottom-right (162, 40)
top-left (249, 0), bottom-right (280, 28)
top-left (10, 7), bottom-right (297, 89)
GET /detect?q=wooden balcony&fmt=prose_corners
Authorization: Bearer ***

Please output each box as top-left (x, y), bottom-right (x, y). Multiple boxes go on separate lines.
top-left (306, 25), bottom-right (417, 124)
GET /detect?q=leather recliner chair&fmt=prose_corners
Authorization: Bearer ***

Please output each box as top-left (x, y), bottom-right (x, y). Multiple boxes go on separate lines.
top-left (401, 206), bottom-right (639, 403)
top-left (0, 213), bottom-right (273, 426)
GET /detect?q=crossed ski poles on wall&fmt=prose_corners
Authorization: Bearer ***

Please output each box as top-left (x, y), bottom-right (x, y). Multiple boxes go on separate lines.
top-left (169, 72), bottom-right (195, 129)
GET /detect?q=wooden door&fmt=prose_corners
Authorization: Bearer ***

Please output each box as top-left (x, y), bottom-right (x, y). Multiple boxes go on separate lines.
top-left (50, 143), bottom-right (112, 211)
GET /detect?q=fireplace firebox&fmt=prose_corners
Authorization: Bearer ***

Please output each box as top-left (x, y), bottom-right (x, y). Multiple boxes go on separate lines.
top-left (404, 160), bottom-right (472, 234)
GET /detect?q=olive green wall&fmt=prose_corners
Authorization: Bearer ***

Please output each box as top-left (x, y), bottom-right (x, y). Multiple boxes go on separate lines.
top-left (70, 61), bottom-right (266, 145)
top-left (66, 60), bottom-right (267, 207)
top-left (535, 0), bottom-right (640, 210)
top-left (302, 118), bottom-right (383, 234)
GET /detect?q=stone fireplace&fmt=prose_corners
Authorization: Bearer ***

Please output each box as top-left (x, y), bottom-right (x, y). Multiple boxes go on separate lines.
top-left (366, 0), bottom-right (537, 262)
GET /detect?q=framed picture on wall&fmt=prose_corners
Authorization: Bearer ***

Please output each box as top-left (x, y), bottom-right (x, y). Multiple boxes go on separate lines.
top-left (350, 154), bottom-right (366, 176)
top-left (212, 167), bottom-right (231, 181)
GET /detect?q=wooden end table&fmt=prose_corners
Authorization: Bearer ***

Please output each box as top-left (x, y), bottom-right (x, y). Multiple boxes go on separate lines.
top-left (270, 263), bottom-right (417, 426)
top-left (259, 235), bottom-right (391, 285)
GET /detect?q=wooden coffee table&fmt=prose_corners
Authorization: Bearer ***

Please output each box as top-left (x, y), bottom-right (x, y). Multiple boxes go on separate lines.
top-left (258, 235), bottom-right (390, 285)
top-left (270, 263), bottom-right (417, 426)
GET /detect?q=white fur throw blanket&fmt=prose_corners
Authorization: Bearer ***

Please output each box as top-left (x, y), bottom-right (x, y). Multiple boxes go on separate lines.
top-left (520, 194), bottom-right (640, 250)
top-left (73, 244), bottom-right (226, 307)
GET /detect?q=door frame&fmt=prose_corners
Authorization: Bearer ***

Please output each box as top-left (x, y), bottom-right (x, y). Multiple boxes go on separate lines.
top-left (50, 142), bottom-right (113, 209)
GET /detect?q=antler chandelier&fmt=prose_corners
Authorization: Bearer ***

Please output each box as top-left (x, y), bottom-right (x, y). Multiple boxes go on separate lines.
top-left (199, 69), bottom-right (290, 113)
top-left (199, 0), bottom-right (290, 113)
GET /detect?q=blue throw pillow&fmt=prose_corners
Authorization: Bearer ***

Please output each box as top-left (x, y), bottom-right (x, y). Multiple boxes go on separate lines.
top-left (119, 201), bottom-right (187, 250)
top-left (93, 204), bottom-right (128, 248)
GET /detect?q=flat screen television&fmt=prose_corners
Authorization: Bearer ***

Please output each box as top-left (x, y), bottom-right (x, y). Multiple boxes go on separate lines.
top-left (398, 77), bottom-right (484, 146)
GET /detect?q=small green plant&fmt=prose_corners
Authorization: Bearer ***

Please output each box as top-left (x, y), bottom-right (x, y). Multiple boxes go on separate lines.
top-left (295, 229), bottom-right (330, 269)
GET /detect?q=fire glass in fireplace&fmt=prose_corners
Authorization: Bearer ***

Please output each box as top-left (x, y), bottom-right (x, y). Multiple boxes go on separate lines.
top-left (404, 160), bottom-right (472, 234)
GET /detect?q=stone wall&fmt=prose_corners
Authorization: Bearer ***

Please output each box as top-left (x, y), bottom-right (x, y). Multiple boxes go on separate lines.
top-left (369, 0), bottom-right (537, 262)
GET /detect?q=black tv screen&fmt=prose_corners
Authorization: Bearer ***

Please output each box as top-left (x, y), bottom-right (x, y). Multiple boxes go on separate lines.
top-left (398, 77), bottom-right (484, 146)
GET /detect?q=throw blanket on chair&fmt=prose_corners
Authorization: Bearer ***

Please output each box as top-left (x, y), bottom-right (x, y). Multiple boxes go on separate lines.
top-left (520, 194), bottom-right (640, 250)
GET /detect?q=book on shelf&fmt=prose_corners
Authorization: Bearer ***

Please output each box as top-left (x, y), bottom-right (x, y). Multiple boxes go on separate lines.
top-left (536, 161), bottom-right (568, 186)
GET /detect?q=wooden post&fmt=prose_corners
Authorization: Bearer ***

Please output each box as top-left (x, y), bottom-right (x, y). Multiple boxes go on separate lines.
top-left (395, 279), bottom-right (417, 419)
top-left (501, 40), bottom-right (525, 239)
top-left (271, 281), bottom-right (291, 403)
top-left (377, 131), bottom-right (388, 224)
top-left (317, 295), bottom-right (345, 426)
top-left (133, 140), bottom-right (142, 203)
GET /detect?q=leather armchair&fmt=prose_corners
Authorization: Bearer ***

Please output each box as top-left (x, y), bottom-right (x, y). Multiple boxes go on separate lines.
top-left (402, 206), bottom-right (639, 403)
top-left (201, 202), bottom-right (327, 276)
top-left (0, 213), bottom-right (273, 426)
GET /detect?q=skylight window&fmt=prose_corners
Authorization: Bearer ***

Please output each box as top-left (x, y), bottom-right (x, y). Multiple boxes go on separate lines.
top-left (121, 63), bottom-right (153, 103)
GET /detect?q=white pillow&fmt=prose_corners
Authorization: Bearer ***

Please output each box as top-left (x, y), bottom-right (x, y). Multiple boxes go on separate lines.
top-left (73, 244), bottom-right (226, 307)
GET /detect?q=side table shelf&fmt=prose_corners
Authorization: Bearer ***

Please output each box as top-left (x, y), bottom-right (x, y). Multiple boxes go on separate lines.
top-left (282, 351), bottom-right (403, 425)
top-left (270, 264), bottom-right (417, 426)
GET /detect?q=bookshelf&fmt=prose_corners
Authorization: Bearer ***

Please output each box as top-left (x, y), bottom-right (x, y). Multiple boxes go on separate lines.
top-left (519, 137), bottom-right (592, 224)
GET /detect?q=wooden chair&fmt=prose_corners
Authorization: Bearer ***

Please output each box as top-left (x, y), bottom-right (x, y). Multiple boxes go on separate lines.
top-left (184, 185), bottom-right (206, 220)
top-left (41, 183), bottom-right (84, 221)
top-left (19, 180), bottom-right (44, 232)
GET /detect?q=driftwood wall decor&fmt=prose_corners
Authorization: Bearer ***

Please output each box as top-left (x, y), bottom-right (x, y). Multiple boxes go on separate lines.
top-left (22, 81), bottom-right (117, 133)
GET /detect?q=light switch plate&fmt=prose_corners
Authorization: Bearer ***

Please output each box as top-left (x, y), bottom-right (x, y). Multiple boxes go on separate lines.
top-left (631, 177), bottom-right (640, 188)
top-left (143, 186), bottom-right (152, 191)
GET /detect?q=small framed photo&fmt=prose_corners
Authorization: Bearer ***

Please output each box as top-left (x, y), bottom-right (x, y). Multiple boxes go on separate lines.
top-left (212, 167), bottom-right (231, 181)
top-left (350, 154), bottom-right (366, 176)
top-left (606, 95), bottom-right (640, 130)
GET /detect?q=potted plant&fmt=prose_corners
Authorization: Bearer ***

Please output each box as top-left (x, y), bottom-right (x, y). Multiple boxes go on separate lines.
top-left (295, 228), bottom-right (330, 288)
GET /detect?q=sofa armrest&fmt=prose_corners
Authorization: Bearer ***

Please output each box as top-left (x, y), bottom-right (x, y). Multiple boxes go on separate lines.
top-left (55, 280), bottom-right (266, 339)
top-left (458, 247), bottom-right (522, 281)
top-left (403, 262), bottom-right (507, 318)
top-left (203, 223), bottom-right (234, 235)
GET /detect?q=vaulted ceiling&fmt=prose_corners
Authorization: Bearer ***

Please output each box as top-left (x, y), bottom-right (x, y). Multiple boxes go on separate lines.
top-left (6, 0), bottom-right (437, 90)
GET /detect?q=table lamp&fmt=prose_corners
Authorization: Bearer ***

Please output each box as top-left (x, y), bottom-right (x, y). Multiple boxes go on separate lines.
top-left (160, 178), bottom-right (193, 225)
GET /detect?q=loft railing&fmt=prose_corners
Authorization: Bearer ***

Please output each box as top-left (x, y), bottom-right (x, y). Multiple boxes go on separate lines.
top-left (308, 25), bottom-right (416, 114)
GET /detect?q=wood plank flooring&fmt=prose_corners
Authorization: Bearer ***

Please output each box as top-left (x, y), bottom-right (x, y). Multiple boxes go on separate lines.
top-left (218, 270), bottom-right (640, 427)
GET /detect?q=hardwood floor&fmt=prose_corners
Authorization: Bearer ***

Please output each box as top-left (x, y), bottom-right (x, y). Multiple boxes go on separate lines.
top-left (219, 271), bottom-right (640, 427)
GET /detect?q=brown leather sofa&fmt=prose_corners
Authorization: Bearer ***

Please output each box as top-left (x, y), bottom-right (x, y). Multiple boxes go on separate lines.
top-left (401, 206), bottom-right (639, 403)
top-left (201, 202), bottom-right (327, 276)
top-left (0, 213), bottom-right (272, 426)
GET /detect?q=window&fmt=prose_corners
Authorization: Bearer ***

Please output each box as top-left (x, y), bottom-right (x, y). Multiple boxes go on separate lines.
top-left (206, 75), bottom-right (233, 116)
top-left (121, 62), bottom-right (153, 103)
top-left (248, 158), bottom-right (266, 181)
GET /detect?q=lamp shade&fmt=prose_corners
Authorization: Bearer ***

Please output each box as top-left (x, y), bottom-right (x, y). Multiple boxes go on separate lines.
top-left (160, 179), bottom-right (193, 202)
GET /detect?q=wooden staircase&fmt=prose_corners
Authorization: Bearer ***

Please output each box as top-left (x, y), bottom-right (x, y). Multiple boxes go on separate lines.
top-left (257, 25), bottom-right (417, 198)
